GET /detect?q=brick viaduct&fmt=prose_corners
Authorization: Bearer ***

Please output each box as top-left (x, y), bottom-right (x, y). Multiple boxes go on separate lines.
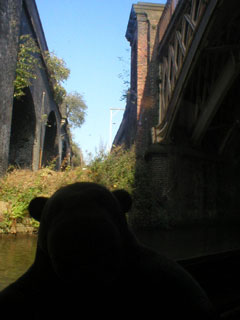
top-left (114, 0), bottom-right (240, 227)
top-left (0, 0), bottom-right (71, 176)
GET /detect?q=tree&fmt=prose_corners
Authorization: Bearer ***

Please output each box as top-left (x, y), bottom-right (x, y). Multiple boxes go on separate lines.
top-left (14, 35), bottom-right (40, 99)
top-left (14, 35), bottom-right (87, 162)
top-left (14, 35), bottom-right (70, 105)
top-left (62, 92), bottom-right (87, 129)
top-left (117, 49), bottom-right (130, 102)
top-left (44, 53), bottom-right (87, 128)
top-left (71, 140), bottom-right (83, 167)
top-left (44, 51), bottom-right (70, 105)
top-left (14, 36), bottom-right (87, 128)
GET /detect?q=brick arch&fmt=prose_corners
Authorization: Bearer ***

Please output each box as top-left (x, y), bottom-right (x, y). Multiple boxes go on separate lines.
top-left (42, 111), bottom-right (59, 167)
top-left (9, 88), bottom-right (36, 169)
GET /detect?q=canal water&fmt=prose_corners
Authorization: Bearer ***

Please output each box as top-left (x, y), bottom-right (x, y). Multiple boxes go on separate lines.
top-left (134, 223), bottom-right (240, 260)
top-left (1, 223), bottom-right (240, 291)
top-left (0, 235), bottom-right (37, 290)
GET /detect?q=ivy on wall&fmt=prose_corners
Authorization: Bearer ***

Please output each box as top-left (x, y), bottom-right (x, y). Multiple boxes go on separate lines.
top-left (13, 34), bottom-right (70, 105)
top-left (14, 34), bottom-right (40, 99)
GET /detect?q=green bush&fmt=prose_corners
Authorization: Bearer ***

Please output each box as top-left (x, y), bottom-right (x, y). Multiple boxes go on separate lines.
top-left (88, 146), bottom-right (136, 193)
top-left (0, 145), bottom-right (171, 232)
top-left (0, 145), bottom-right (170, 232)
top-left (0, 146), bottom-right (137, 233)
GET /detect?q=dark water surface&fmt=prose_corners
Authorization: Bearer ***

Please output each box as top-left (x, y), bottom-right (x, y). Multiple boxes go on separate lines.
top-left (0, 223), bottom-right (240, 291)
top-left (135, 223), bottom-right (240, 260)
top-left (0, 235), bottom-right (37, 290)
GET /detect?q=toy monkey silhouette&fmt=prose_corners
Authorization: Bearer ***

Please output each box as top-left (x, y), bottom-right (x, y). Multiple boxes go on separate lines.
top-left (0, 182), bottom-right (217, 319)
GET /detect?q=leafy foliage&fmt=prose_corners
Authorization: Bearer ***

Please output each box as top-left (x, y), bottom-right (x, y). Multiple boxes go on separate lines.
top-left (43, 53), bottom-right (87, 130)
top-left (0, 146), bottom-right (169, 232)
top-left (44, 51), bottom-right (70, 105)
top-left (14, 35), bottom-right (70, 105)
top-left (14, 35), bottom-right (87, 129)
top-left (62, 92), bottom-right (87, 129)
top-left (71, 141), bottom-right (83, 167)
top-left (0, 146), bottom-right (136, 233)
top-left (117, 51), bottom-right (130, 102)
top-left (14, 35), bottom-right (40, 99)
top-left (88, 146), bottom-right (136, 192)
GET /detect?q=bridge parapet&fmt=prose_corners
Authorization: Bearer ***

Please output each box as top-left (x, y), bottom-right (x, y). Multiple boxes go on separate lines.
top-left (157, 0), bottom-right (179, 43)
top-left (152, 0), bottom-right (212, 143)
top-left (115, 0), bottom-right (240, 227)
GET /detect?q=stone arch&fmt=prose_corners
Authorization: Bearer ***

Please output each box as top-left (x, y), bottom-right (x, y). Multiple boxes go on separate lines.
top-left (62, 139), bottom-right (67, 161)
top-left (42, 111), bottom-right (59, 167)
top-left (9, 88), bottom-right (36, 169)
top-left (60, 139), bottom-right (68, 170)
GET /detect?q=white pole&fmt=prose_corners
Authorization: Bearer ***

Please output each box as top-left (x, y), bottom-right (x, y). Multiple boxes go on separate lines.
top-left (109, 109), bottom-right (113, 152)
top-left (109, 108), bottom-right (125, 152)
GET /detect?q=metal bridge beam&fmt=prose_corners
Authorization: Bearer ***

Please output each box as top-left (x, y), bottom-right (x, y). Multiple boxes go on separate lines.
top-left (153, 0), bottom-right (219, 143)
top-left (191, 55), bottom-right (240, 145)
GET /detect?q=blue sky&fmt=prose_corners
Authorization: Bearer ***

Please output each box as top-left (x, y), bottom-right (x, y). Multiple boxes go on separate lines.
top-left (35, 0), bottom-right (166, 160)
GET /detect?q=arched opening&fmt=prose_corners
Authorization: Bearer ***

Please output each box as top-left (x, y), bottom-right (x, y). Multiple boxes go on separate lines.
top-left (9, 88), bottom-right (36, 168)
top-left (62, 139), bottom-right (67, 161)
top-left (61, 139), bottom-right (68, 170)
top-left (42, 111), bottom-right (59, 167)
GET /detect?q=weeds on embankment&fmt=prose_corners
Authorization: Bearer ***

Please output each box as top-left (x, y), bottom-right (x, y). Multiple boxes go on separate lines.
top-left (0, 147), bottom-right (136, 234)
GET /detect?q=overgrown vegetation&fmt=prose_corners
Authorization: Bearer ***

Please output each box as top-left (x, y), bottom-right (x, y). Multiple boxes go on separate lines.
top-left (13, 34), bottom-right (88, 166)
top-left (14, 35), bottom-right (40, 99)
top-left (8, 36), bottom-right (171, 232)
top-left (43, 50), bottom-right (70, 105)
top-left (62, 91), bottom-right (87, 129)
top-left (14, 35), bottom-right (87, 123)
top-left (88, 146), bottom-right (135, 193)
top-left (0, 147), bottom-right (136, 234)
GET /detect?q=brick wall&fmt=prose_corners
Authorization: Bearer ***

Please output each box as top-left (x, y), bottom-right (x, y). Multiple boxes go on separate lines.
top-left (114, 1), bottom-right (240, 228)
top-left (114, 2), bottom-right (219, 228)
top-left (144, 144), bottom-right (218, 227)
top-left (0, 0), bottom-right (71, 174)
top-left (0, 0), bottom-right (22, 175)
top-left (113, 3), bottom-right (164, 152)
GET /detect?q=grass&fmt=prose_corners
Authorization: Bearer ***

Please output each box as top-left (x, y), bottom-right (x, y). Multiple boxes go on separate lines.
top-left (0, 146), bottom-right (136, 234)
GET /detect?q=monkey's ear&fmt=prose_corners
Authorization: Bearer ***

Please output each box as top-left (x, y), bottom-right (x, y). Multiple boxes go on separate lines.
top-left (112, 189), bottom-right (132, 213)
top-left (28, 197), bottom-right (48, 222)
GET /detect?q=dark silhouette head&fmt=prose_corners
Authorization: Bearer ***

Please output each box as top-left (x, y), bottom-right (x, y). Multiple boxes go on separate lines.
top-left (28, 182), bottom-right (133, 285)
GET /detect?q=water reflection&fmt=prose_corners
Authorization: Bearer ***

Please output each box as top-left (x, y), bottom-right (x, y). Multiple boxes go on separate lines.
top-left (0, 235), bottom-right (37, 290)
top-left (0, 223), bottom-right (240, 291)
top-left (134, 223), bottom-right (240, 260)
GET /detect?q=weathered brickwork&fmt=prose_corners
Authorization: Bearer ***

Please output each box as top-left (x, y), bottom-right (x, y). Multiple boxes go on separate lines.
top-left (0, 0), bottom-right (23, 175)
top-left (114, 3), bottom-right (164, 154)
top-left (114, 1), bottom-right (240, 227)
top-left (0, 0), bottom-right (71, 175)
